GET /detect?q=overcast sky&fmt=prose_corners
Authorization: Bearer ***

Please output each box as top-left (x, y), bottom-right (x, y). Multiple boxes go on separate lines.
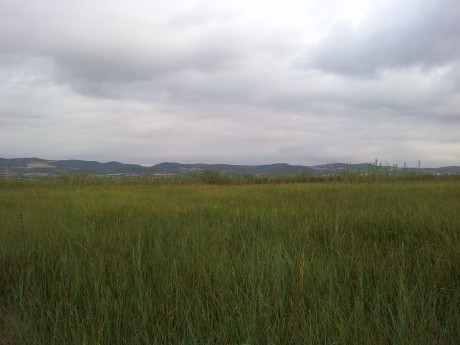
top-left (1, 0), bottom-right (459, 167)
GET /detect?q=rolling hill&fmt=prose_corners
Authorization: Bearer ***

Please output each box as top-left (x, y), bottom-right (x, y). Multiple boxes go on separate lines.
top-left (1, 157), bottom-right (459, 178)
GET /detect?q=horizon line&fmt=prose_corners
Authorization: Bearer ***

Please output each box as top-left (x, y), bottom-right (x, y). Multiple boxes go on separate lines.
top-left (1, 156), bottom-right (458, 169)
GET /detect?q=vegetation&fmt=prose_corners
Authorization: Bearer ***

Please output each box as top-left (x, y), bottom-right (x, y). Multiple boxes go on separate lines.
top-left (1, 173), bottom-right (459, 344)
top-left (2, 157), bottom-right (460, 178)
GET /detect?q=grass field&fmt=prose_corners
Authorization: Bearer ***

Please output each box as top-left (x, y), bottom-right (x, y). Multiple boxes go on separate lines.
top-left (1, 175), bottom-right (459, 344)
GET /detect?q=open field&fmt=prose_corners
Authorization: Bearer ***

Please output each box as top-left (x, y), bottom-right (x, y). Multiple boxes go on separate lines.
top-left (1, 176), bottom-right (459, 344)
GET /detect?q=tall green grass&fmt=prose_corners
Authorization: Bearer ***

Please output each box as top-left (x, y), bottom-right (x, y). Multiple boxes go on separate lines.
top-left (1, 176), bottom-right (459, 344)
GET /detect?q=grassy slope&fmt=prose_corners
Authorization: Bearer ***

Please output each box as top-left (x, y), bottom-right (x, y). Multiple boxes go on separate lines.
top-left (1, 179), bottom-right (459, 344)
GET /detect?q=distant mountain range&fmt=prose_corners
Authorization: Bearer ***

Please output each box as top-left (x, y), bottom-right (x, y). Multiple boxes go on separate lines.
top-left (1, 157), bottom-right (459, 177)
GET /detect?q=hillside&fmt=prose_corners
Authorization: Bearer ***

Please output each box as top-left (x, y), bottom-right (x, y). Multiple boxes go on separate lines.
top-left (1, 157), bottom-right (459, 177)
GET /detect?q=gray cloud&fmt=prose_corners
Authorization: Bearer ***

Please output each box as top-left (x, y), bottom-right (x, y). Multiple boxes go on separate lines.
top-left (304, 0), bottom-right (460, 76)
top-left (0, 1), bottom-right (252, 87)
top-left (0, 0), bottom-right (459, 167)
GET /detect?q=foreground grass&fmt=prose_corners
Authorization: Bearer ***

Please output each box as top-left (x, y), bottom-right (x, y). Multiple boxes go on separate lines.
top-left (1, 178), bottom-right (459, 344)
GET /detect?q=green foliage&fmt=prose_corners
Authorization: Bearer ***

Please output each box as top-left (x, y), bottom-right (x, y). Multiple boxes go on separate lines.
top-left (1, 178), bottom-right (459, 344)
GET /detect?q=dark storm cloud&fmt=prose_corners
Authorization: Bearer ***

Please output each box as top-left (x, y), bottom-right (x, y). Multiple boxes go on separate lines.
top-left (304, 0), bottom-right (460, 76)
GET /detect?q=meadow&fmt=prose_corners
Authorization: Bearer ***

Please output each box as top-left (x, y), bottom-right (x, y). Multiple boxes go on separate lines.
top-left (1, 174), bottom-right (459, 344)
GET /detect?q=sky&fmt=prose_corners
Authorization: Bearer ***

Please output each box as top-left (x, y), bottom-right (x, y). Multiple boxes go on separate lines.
top-left (1, 0), bottom-right (459, 167)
